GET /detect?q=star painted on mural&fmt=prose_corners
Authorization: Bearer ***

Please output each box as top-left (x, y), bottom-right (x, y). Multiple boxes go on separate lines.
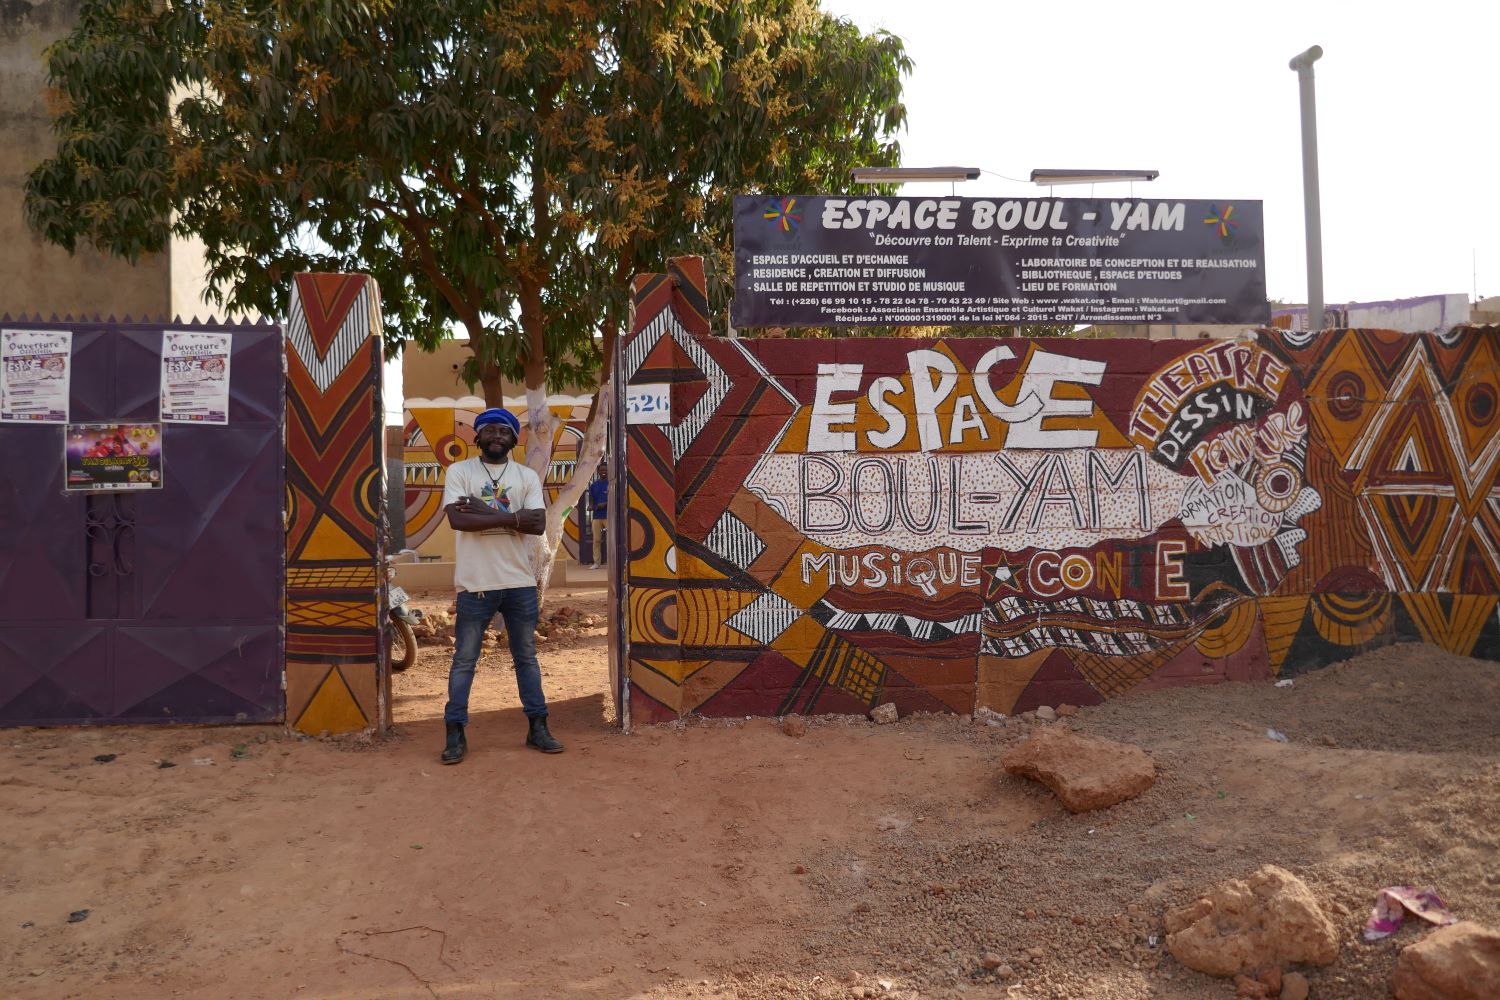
top-left (982, 552), bottom-right (1023, 601)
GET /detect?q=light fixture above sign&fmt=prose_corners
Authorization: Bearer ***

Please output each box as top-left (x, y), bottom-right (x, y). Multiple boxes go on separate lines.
top-left (849, 166), bottom-right (982, 184)
top-left (1029, 168), bottom-right (1160, 185)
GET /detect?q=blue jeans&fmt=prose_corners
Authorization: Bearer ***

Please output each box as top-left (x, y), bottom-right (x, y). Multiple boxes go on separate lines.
top-left (444, 587), bottom-right (548, 725)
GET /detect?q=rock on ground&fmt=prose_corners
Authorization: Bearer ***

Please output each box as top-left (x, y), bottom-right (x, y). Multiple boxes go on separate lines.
top-left (1165, 865), bottom-right (1339, 976)
top-left (781, 715), bottom-right (808, 738)
top-left (1234, 973), bottom-right (1270, 997)
top-left (1392, 921), bottom-right (1500, 1000)
top-left (870, 704), bottom-right (898, 725)
top-left (1280, 971), bottom-right (1310, 1000)
top-left (1000, 726), bottom-right (1156, 812)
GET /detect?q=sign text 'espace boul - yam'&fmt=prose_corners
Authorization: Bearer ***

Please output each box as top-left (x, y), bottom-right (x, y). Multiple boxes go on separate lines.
top-left (732, 195), bottom-right (1268, 328)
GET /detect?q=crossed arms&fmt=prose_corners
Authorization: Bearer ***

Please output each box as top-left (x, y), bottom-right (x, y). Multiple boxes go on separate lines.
top-left (446, 497), bottom-right (546, 535)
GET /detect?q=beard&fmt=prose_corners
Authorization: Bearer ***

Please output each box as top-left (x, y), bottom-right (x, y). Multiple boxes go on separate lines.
top-left (481, 441), bottom-right (512, 463)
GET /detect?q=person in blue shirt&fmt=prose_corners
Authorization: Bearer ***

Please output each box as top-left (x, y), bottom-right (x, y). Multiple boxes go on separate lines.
top-left (587, 462), bottom-right (608, 569)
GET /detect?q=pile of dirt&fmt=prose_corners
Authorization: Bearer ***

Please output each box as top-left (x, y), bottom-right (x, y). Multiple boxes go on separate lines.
top-left (2, 628), bottom-right (1496, 999)
top-left (536, 604), bottom-right (608, 648)
top-left (404, 591), bottom-right (607, 651)
top-left (709, 645), bottom-right (1500, 1000)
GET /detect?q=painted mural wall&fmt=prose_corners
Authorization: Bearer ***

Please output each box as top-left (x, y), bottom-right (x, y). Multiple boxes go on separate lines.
top-left (621, 260), bottom-right (1500, 724)
top-left (402, 396), bottom-right (595, 563)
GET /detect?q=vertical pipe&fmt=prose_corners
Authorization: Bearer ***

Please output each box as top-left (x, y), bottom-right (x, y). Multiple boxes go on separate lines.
top-left (1290, 46), bottom-right (1325, 331)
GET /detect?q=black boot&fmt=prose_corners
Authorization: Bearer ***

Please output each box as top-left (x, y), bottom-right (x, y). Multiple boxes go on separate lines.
top-left (441, 721), bottom-right (467, 764)
top-left (526, 715), bottom-right (564, 754)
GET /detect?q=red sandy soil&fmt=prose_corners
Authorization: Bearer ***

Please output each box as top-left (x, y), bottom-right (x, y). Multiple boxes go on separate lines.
top-left (2, 586), bottom-right (1498, 999)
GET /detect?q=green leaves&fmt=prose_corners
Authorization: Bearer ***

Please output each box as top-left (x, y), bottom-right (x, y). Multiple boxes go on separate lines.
top-left (26, 0), bottom-right (907, 374)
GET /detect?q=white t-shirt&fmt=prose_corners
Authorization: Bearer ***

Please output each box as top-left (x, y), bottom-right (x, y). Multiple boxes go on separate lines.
top-left (442, 456), bottom-right (546, 592)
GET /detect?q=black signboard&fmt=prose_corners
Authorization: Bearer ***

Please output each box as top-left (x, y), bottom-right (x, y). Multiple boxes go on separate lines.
top-left (732, 195), bottom-right (1268, 327)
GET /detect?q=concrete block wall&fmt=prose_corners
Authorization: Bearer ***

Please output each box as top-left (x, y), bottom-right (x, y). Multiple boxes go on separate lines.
top-left (620, 260), bottom-right (1500, 720)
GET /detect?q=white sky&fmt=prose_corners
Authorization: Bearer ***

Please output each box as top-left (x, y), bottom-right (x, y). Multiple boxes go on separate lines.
top-left (826, 0), bottom-right (1499, 306)
top-left (387, 3), bottom-right (1497, 421)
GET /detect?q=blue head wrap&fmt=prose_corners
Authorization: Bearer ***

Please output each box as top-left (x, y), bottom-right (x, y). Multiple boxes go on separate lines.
top-left (473, 407), bottom-right (521, 435)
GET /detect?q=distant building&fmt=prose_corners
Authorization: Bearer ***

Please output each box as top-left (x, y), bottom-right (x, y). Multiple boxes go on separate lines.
top-left (1271, 293), bottom-right (1473, 334)
top-left (1469, 296), bottom-right (1500, 326)
top-left (1074, 293), bottom-right (1489, 341)
top-left (2, 1), bottom-right (211, 319)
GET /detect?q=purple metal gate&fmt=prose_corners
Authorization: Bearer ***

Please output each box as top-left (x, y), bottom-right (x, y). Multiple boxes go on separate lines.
top-left (0, 321), bottom-right (285, 725)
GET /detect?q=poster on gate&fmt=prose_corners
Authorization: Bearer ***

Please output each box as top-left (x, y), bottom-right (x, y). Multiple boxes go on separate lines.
top-left (65, 423), bottom-right (164, 491)
top-left (160, 330), bottom-right (232, 423)
top-left (1, 328), bottom-right (72, 423)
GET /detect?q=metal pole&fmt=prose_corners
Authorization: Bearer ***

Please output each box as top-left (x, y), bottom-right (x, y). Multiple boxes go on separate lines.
top-left (1290, 45), bottom-right (1325, 331)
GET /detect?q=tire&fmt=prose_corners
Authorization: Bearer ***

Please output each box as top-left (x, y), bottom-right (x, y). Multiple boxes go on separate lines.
top-left (389, 617), bottom-right (417, 673)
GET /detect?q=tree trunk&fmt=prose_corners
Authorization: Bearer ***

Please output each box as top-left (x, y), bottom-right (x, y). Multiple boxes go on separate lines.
top-left (477, 362), bottom-right (505, 407)
top-left (532, 382), bottom-right (611, 610)
top-left (465, 324), bottom-right (505, 407)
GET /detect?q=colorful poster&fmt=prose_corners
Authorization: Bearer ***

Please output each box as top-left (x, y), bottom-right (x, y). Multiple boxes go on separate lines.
top-left (65, 423), bottom-right (164, 491)
top-left (160, 330), bottom-right (232, 423)
top-left (1, 328), bottom-right (72, 423)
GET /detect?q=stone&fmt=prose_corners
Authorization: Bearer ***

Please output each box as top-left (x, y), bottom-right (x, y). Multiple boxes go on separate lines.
top-left (1035, 705), bottom-right (1058, 722)
top-left (1056, 704), bottom-right (1079, 717)
top-left (1281, 972), bottom-right (1309, 1000)
top-left (1392, 921), bottom-right (1500, 1000)
top-left (1165, 865), bottom-right (1338, 977)
top-left (973, 707), bottom-right (1007, 727)
top-left (870, 704), bottom-right (898, 725)
top-left (1256, 967), bottom-right (1283, 995)
top-left (781, 715), bottom-right (808, 738)
top-left (1234, 974), bottom-right (1270, 998)
top-left (1001, 727), bottom-right (1157, 813)
top-left (981, 952), bottom-right (1003, 970)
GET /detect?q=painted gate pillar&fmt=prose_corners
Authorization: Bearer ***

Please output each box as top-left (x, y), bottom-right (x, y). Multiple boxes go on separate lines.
top-left (619, 258), bottom-right (713, 724)
top-left (283, 273), bottom-right (389, 734)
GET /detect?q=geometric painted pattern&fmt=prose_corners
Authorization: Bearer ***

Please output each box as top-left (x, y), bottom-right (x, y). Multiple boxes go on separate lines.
top-left (287, 601), bottom-right (380, 629)
top-left (619, 260), bottom-right (1500, 722)
top-left (287, 566), bottom-right (379, 589)
top-left (284, 273), bottom-right (387, 735)
top-left (285, 276), bottom-right (377, 393)
top-left (813, 601), bottom-right (982, 641)
top-left (1345, 342), bottom-right (1500, 592)
top-left (724, 591), bottom-right (803, 644)
top-left (705, 512), bottom-right (766, 570)
top-left (665, 326), bottom-right (732, 462)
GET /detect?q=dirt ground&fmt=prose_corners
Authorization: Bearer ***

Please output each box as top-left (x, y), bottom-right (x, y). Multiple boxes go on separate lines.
top-left (3, 586), bottom-right (1498, 999)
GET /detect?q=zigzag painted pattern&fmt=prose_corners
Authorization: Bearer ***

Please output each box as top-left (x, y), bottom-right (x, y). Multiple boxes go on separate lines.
top-left (285, 282), bottom-right (374, 393)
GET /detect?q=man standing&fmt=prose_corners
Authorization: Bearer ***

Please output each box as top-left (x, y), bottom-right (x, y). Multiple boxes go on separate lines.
top-left (587, 462), bottom-right (608, 569)
top-left (439, 407), bottom-right (564, 763)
